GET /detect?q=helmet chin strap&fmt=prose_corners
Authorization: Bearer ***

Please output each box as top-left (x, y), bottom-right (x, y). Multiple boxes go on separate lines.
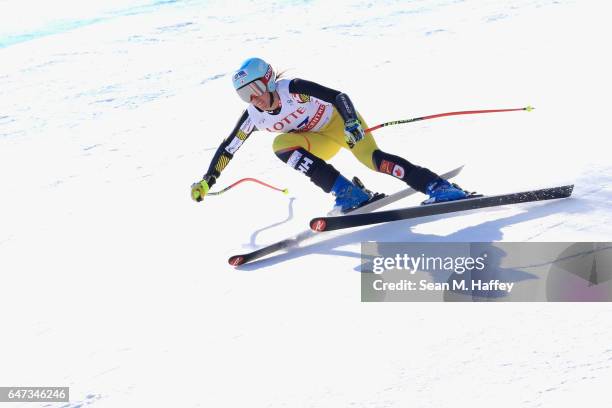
top-left (265, 91), bottom-right (281, 113)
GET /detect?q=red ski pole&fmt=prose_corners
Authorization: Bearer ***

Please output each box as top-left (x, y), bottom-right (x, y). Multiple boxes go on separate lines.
top-left (208, 177), bottom-right (289, 196)
top-left (365, 106), bottom-right (534, 133)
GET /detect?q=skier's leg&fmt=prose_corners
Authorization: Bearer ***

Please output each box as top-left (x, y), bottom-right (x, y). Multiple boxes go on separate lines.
top-left (323, 111), bottom-right (439, 193)
top-left (332, 111), bottom-right (468, 202)
top-left (272, 132), bottom-right (370, 212)
top-left (272, 132), bottom-right (342, 193)
top-left (370, 150), bottom-right (439, 194)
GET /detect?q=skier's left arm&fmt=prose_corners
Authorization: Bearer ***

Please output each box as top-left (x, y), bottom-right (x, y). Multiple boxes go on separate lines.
top-left (289, 78), bottom-right (365, 148)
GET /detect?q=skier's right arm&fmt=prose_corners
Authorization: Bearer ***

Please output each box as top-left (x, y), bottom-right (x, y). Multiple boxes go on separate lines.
top-left (191, 110), bottom-right (256, 202)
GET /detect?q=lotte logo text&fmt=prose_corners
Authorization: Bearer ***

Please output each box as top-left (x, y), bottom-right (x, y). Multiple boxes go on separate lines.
top-left (265, 107), bottom-right (307, 132)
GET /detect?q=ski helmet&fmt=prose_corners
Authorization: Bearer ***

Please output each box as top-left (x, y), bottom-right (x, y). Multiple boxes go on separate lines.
top-left (232, 57), bottom-right (277, 103)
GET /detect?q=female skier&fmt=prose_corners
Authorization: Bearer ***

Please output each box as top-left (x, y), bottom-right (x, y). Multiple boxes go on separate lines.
top-left (191, 57), bottom-right (468, 213)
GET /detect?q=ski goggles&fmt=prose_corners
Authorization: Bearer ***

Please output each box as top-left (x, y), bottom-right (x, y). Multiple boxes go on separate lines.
top-left (236, 79), bottom-right (268, 103)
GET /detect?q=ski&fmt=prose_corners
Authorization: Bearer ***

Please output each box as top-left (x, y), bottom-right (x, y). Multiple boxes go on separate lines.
top-left (310, 184), bottom-right (574, 232)
top-left (227, 165), bottom-right (465, 266)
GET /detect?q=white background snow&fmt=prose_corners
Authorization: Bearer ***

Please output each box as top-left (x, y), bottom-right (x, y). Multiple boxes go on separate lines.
top-left (1, 0), bottom-right (611, 407)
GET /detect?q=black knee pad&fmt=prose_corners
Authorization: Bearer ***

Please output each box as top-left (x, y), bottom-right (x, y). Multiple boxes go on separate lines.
top-left (372, 150), bottom-right (438, 193)
top-left (275, 147), bottom-right (340, 193)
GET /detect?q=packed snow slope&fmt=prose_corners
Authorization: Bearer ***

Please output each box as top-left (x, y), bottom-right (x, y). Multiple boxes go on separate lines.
top-left (1, 1), bottom-right (611, 407)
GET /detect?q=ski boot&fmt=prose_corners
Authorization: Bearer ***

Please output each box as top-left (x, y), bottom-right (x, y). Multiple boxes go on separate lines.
top-left (350, 176), bottom-right (386, 210)
top-left (330, 175), bottom-right (384, 214)
top-left (422, 178), bottom-right (473, 205)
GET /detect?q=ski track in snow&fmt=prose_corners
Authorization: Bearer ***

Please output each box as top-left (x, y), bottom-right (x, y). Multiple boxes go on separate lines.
top-left (1, 0), bottom-right (612, 407)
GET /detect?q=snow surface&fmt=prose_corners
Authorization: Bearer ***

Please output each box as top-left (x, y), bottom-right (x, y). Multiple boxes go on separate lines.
top-left (1, 0), bottom-right (611, 407)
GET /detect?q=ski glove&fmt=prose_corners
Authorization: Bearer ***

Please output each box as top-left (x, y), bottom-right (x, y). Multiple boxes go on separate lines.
top-left (344, 119), bottom-right (365, 149)
top-left (191, 179), bottom-right (210, 202)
